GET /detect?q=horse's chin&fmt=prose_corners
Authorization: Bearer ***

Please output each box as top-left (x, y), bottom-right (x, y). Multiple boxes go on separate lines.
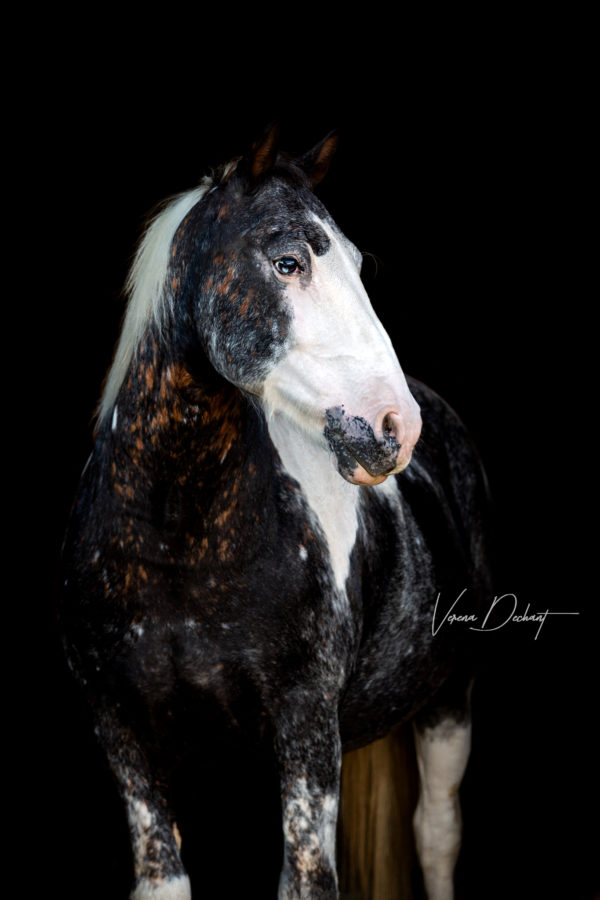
top-left (344, 465), bottom-right (390, 487)
top-left (341, 456), bottom-right (413, 486)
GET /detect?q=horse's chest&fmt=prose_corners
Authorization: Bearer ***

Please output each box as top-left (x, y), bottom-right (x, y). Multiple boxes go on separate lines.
top-left (338, 494), bottom-right (451, 748)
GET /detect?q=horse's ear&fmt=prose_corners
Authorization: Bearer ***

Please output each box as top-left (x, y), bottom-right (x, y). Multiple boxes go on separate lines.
top-left (297, 131), bottom-right (339, 186)
top-left (247, 122), bottom-right (280, 181)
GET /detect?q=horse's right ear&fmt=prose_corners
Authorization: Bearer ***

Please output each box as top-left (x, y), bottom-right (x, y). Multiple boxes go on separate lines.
top-left (251, 123), bottom-right (280, 179)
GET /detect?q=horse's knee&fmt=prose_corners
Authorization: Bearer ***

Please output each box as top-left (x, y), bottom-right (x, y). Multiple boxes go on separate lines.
top-left (413, 788), bottom-right (462, 872)
top-left (130, 874), bottom-right (192, 900)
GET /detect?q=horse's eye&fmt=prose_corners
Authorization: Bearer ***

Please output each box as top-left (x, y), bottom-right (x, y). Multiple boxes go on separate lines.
top-left (274, 257), bottom-right (301, 276)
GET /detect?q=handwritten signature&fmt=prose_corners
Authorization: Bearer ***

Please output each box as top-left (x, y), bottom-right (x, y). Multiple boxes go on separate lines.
top-left (432, 589), bottom-right (579, 640)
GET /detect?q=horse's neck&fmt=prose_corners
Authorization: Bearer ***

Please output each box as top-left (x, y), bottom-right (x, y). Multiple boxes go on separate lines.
top-left (266, 411), bottom-right (362, 593)
top-left (103, 336), bottom-right (363, 584)
top-left (105, 335), bottom-right (252, 483)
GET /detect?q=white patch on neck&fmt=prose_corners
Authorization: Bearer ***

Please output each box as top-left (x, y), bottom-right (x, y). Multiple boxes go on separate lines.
top-left (267, 413), bottom-right (359, 601)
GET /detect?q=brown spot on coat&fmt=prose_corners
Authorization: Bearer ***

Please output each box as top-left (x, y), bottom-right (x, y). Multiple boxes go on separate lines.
top-left (215, 506), bottom-right (233, 528)
top-left (215, 266), bottom-right (235, 296)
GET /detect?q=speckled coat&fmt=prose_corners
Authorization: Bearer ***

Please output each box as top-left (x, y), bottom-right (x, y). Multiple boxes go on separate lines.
top-left (60, 129), bottom-right (493, 900)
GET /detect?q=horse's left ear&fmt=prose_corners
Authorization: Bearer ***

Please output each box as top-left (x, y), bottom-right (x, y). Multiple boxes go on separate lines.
top-left (297, 131), bottom-right (339, 186)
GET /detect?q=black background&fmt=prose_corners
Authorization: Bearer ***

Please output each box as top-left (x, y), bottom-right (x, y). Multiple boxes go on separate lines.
top-left (18, 28), bottom-right (596, 900)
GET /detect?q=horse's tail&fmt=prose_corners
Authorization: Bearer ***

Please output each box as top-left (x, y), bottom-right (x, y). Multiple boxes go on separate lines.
top-left (338, 725), bottom-right (419, 900)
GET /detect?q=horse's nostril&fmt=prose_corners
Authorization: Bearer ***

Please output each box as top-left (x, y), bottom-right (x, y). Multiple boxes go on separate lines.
top-left (375, 409), bottom-right (403, 446)
top-left (383, 415), bottom-right (395, 437)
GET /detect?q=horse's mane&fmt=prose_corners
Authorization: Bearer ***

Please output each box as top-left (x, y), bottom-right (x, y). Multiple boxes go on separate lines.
top-left (97, 161), bottom-right (238, 424)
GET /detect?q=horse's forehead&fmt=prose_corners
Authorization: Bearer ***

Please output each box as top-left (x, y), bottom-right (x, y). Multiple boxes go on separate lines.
top-left (226, 176), bottom-right (335, 251)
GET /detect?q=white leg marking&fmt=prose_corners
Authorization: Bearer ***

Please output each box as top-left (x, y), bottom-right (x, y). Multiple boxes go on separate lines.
top-left (413, 720), bottom-right (471, 900)
top-left (279, 777), bottom-right (339, 899)
top-left (130, 875), bottom-right (191, 900)
top-left (127, 796), bottom-right (155, 877)
top-left (126, 796), bottom-right (189, 900)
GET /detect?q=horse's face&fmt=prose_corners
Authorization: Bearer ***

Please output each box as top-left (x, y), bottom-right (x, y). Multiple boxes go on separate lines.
top-left (188, 140), bottom-right (421, 486)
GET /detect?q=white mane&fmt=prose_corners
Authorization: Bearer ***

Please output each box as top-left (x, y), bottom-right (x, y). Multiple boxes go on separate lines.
top-left (97, 177), bottom-right (214, 424)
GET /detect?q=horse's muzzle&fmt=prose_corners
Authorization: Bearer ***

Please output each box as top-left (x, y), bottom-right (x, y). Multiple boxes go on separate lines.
top-left (324, 405), bottom-right (421, 486)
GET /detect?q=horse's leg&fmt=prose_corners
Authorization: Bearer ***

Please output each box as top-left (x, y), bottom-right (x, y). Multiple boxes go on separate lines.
top-left (412, 682), bottom-right (472, 900)
top-left (95, 704), bottom-right (191, 900)
top-left (274, 697), bottom-right (341, 900)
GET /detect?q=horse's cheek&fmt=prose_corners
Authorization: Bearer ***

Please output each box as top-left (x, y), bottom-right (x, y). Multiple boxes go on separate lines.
top-left (200, 286), bottom-right (291, 389)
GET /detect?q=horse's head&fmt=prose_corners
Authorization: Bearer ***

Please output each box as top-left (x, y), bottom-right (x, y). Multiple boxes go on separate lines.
top-left (177, 126), bottom-right (421, 486)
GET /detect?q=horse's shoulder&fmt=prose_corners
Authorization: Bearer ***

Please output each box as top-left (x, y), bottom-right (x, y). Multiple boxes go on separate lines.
top-left (399, 378), bottom-right (493, 574)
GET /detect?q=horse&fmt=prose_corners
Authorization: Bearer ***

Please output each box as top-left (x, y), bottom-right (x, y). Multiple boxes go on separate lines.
top-left (59, 125), bottom-right (493, 900)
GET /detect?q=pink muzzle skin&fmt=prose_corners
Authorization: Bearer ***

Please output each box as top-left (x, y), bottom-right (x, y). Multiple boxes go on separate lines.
top-left (324, 404), bottom-right (422, 486)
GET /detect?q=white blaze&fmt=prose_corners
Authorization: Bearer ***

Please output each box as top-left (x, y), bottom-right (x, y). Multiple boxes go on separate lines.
top-left (263, 215), bottom-right (420, 594)
top-left (262, 216), bottom-right (420, 439)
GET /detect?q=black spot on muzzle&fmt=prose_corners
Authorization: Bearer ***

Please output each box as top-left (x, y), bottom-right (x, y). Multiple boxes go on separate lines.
top-left (324, 406), bottom-right (400, 481)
